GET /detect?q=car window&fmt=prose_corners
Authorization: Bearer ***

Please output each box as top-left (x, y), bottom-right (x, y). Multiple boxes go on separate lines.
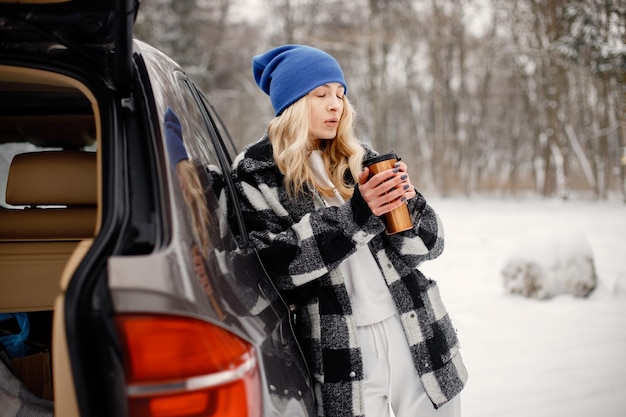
top-left (173, 82), bottom-right (221, 170)
top-left (160, 76), bottom-right (227, 252)
top-left (195, 90), bottom-right (238, 165)
top-left (0, 143), bottom-right (39, 207)
top-left (159, 76), bottom-right (275, 318)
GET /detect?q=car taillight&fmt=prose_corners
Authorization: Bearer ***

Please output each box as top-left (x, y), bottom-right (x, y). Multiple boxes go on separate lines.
top-left (115, 314), bottom-right (262, 417)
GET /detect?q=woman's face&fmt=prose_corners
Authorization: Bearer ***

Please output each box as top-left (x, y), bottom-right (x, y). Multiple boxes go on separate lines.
top-left (308, 82), bottom-right (345, 141)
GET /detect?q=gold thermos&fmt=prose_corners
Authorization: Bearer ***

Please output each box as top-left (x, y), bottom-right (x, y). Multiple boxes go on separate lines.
top-left (363, 152), bottom-right (413, 234)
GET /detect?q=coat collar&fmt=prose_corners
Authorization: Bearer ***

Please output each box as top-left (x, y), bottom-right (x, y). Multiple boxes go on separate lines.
top-left (235, 134), bottom-right (277, 174)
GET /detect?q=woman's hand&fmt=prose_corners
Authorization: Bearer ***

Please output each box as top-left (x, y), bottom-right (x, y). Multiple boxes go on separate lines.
top-left (358, 161), bottom-right (416, 216)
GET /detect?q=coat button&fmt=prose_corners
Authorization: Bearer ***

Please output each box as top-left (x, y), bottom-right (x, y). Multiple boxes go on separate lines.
top-left (349, 371), bottom-right (356, 378)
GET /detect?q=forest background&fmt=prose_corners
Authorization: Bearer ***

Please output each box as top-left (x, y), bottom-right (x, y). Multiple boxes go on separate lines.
top-left (135, 0), bottom-right (626, 200)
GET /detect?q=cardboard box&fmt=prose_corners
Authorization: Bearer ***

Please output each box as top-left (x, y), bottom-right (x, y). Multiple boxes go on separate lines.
top-left (11, 349), bottom-right (53, 401)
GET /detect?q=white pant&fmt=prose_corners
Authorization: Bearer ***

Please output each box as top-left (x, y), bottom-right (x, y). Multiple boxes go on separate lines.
top-left (357, 314), bottom-right (461, 417)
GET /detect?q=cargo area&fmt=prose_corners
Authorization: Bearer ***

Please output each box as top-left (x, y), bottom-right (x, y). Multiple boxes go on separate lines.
top-left (0, 64), bottom-right (100, 414)
top-left (1, 311), bottom-right (54, 401)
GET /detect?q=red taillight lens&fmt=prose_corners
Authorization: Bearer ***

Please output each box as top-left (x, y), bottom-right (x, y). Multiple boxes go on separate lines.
top-left (116, 314), bottom-right (262, 417)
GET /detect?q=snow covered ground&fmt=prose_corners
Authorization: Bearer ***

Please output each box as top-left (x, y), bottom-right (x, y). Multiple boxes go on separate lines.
top-left (419, 197), bottom-right (626, 417)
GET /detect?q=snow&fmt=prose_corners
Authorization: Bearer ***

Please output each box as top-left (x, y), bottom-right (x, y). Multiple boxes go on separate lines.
top-left (419, 197), bottom-right (626, 417)
top-left (501, 229), bottom-right (596, 299)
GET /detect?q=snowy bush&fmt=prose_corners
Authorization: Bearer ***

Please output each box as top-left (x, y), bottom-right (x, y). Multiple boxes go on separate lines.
top-left (501, 230), bottom-right (597, 299)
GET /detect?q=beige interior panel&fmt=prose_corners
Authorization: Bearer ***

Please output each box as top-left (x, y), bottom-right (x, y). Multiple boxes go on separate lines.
top-left (52, 295), bottom-right (79, 417)
top-left (6, 151), bottom-right (97, 206)
top-left (0, 241), bottom-right (79, 312)
top-left (59, 239), bottom-right (93, 291)
top-left (0, 208), bottom-right (97, 240)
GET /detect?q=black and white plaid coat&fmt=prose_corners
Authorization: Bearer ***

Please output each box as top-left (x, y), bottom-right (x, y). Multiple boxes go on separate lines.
top-left (232, 135), bottom-right (467, 417)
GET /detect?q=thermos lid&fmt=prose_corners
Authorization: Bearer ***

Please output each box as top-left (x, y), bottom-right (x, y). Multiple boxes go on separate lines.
top-left (362, 152), bottom-right (399, 167)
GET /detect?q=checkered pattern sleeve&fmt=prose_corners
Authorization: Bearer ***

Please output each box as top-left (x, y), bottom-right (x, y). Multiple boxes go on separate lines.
top-left (358, 144), bottom-right (445, 269)
top-left (379, 191), bottom-right (445, 269)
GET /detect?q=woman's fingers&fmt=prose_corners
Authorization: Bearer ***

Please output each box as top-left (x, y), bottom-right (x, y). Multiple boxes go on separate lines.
top-left (359, 166), bottom-right (415, 216)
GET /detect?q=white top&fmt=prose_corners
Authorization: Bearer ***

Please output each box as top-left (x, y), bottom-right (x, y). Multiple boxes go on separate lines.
top-left (309, 151), bottom-right (397, 326)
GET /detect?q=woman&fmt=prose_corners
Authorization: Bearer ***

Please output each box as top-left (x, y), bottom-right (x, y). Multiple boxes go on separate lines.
top-left (232, 44), bottom-right (467, 417)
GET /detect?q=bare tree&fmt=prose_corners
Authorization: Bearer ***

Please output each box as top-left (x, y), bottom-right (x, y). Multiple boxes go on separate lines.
top-left (134, 0), bottom-right (625, 199)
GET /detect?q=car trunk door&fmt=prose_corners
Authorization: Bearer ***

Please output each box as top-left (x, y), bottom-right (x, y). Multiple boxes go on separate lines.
top-left (0, 0), bottom-right (136, 96)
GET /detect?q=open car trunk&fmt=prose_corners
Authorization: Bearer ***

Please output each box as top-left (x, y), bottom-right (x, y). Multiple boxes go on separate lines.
top-left (0, 64), bottom-right (102, 417)
top-left (0, 1), bottom-right (132, 415)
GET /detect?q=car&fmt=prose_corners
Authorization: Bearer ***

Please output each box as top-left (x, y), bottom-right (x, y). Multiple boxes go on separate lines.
top-left (0, 1), bottom-right (315, 416)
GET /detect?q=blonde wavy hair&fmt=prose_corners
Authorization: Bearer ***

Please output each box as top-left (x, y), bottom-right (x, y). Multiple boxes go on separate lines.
top-left (267, 94), bottom-right (365, 200)
top-left (176, 160), bottom-right (211, 256)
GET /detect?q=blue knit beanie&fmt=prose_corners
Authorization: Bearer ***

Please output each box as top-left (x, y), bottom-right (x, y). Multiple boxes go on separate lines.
top-left (164, 107), bottom-right (188, 168)
top-left (252, 44), bottom-right (347, 116)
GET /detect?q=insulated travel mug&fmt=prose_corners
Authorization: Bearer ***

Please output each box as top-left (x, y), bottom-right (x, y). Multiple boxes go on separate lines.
top-left (363, 152), bottom-right (413, 234)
